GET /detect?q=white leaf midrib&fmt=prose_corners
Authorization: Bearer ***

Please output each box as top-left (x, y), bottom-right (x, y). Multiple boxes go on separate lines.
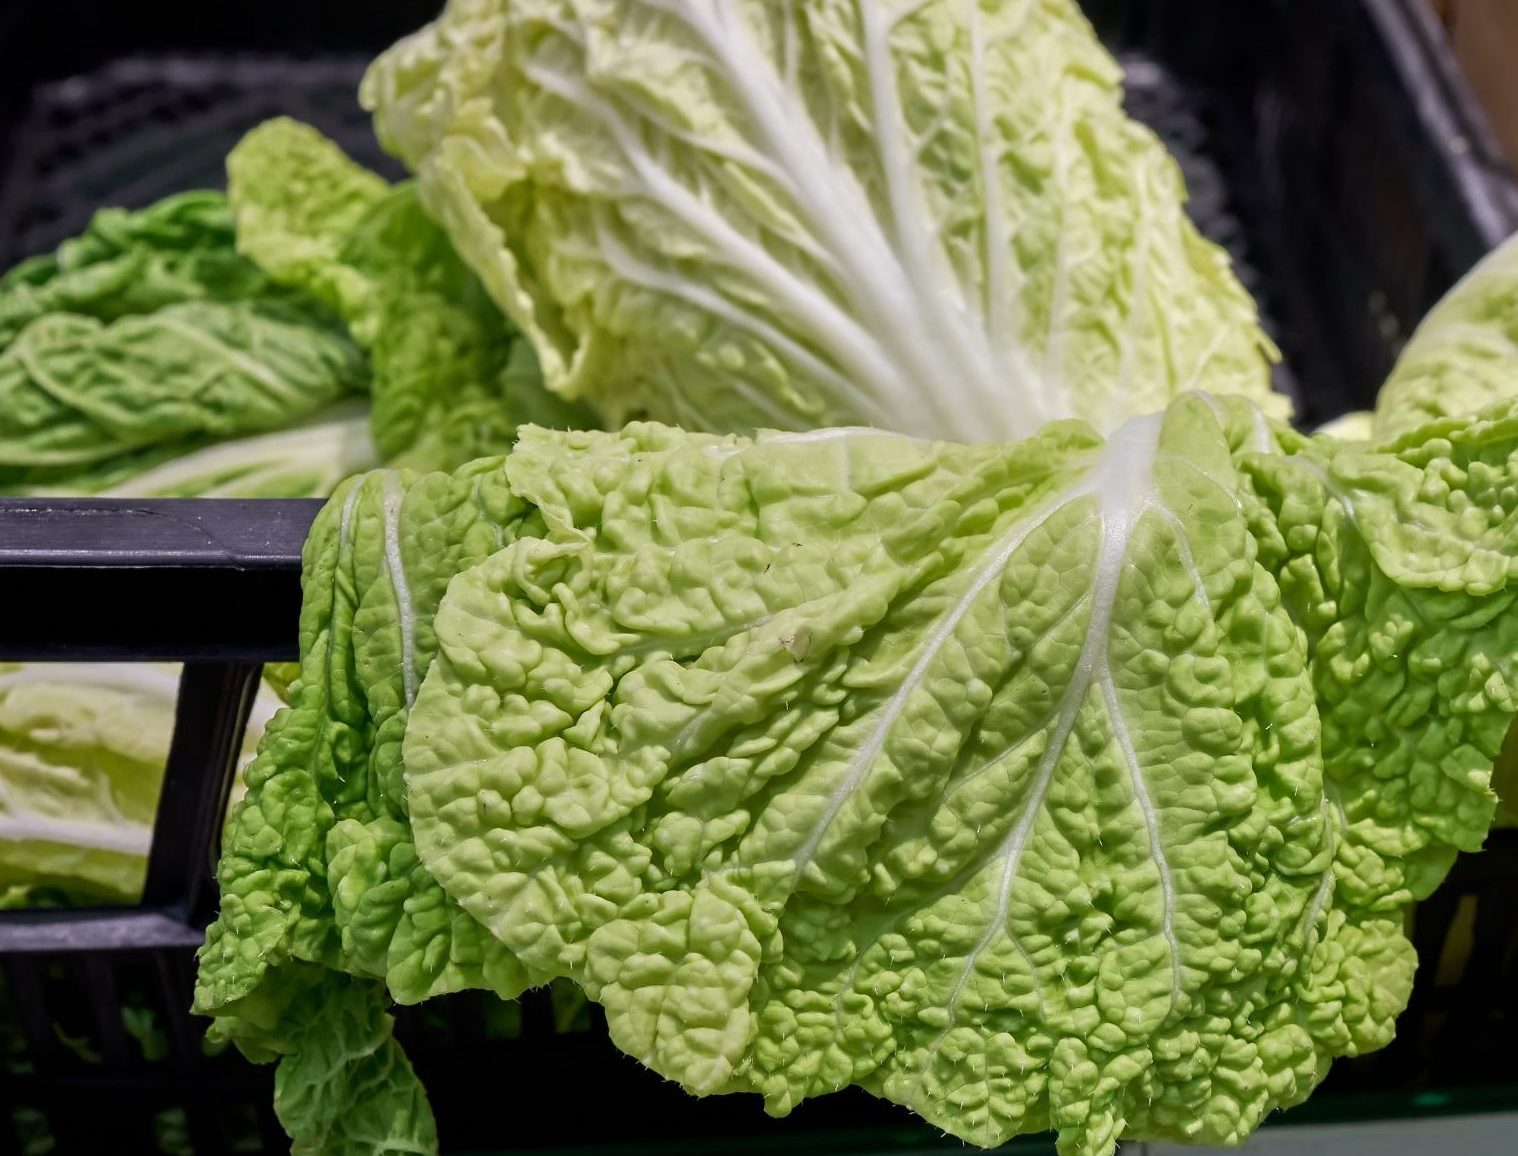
top-left (151, 313), bottom-right (313, 410)
top-left (908, 412), bottom-right (1183, 1099)
top-left (789, 479), bottom-right (1081, 877)
top-left (792, 413), bottom-right (1167, 881)
top-left (536, 0), bottom-right (1060, 440)
top-left (98, 407), bottom-right (376, 499)
top-left (381, 472), bottom-right (419, 708)
top-left (0, 814), bottom-right (153, 857)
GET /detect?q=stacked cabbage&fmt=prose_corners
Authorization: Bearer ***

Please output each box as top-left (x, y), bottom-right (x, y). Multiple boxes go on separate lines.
top-left (6, 3), bottom-right (1518, 1156)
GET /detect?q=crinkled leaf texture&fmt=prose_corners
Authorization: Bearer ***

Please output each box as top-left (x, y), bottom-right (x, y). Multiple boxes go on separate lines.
top-left (194, 458), bottom-right (546, 1153)
top-left (195, 455), bottom-right (544, 1013)
top-left (0, 300), bottom-right (366, 489)
top-left (228, 118), bottom-right (591, 474)
top-left (1320, 231), bottom-right (1518, 830)
top-left (1375, 229), bottom-right (1518, 444)
top-left (209, 963), bottom-right (437, 1156)
top-left (1367, 228), bottom-right (1518, 826)
top-left (362, 0), bottom-right (1285, 441)
top-left (199, 392), bottom-right (1518, 1155)
top-left (0, 190), bottom-right (369, 495)
top-left (0, 191), bottom-right (268, 348)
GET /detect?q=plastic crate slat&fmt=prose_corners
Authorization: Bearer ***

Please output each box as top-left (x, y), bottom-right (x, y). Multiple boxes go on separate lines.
top-left (0, 564), bottom-right (302, 661)
top-left (67, 94), bottom-right (309, 210)
top-left (153, 952), bottom-right (203, 1069)
top-left (0, 53), bottom-right (397, 263)
top-left (1362, 0), bottom-right (1518, 264)
top-left (0, 498), bottom-right (314, 661)
top-left (151, 940), bottom-right (274, 1154)
top-left (0, 910), bottom-right (206, 955)
top-left (142, 662), bottom-right (265, 921)
top-left (185, 1089), bottom-right (234, 1156)
top-left (254, 1094), bottom-right (288, 1155)
top-left (77, 956), bottom-right (133, 1069)
top-left (0, 498), bottom-right (317, 568)
top-left (0, 1069), bottom-right (267, 1094)
top-left (1463, 879), bottom-right (1518, 993)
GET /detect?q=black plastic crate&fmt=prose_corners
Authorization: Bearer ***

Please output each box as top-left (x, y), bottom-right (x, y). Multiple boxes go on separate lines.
top-left (3, 2), bottom-right (1518, 1154)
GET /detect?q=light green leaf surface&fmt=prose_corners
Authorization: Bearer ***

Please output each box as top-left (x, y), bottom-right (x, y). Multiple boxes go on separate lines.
top-left (1375, 230), bottom-right (1518, 443)
top-left (0, 664), bottom-right (276, 907)
top-left (361, 0), bottom-right (1284, 441)
top-left (224, 120), bottom-right (391, 315)
top-left (1364, 231), bottom-right (1518, 828)
top-left (229, 119), bottom-right (590, 473)
top-left (193, 460), bottom-right (552, 1152)
top-left (200, 393), bottom-right (1518, 1155)
top-left (1314, 411), bottom-right (1373, 443)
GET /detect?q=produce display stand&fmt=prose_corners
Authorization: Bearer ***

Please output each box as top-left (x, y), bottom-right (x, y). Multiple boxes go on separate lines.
top-left (2, 1), bottom-right (1518, 1153)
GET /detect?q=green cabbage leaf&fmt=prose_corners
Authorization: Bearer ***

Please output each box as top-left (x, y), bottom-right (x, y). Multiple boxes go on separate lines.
top-left (27, 401), bottom-right (381, 500)
top-left (361, 0), bottom-right (1284, 441)
top-left (1371, 229), bottom-right (1518, 828)
top-left (1374, 229), bottom-right (1518, 444)
top-left (228, 118), bottom-right (591, 473)
top-left (197, 390), bottom-right (1518, 1155)
top-left (0, 190), bottom-right (270, 347)
top-left (0, 191), bottom-right (370, 495)
top-left (0, 664), bottom-right (275, 908)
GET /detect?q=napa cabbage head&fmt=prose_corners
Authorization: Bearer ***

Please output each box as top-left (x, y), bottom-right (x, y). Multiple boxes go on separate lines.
top-left (1373, 228), bottom-right (1518, 443)
top-left (361, 0), bottom-right (1285, 441)
top-left (0, 191), bottom-right (370, 496)
top-left (198, 389), bottom-right (1518, 1156)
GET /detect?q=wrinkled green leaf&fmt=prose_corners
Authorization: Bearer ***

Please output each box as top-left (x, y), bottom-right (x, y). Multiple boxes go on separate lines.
top-left (0, 189), bottom-right (370, 496)
top-left (0, 191), bottom-right (267, 347)
top-left (1375, 230), bottom-right (1518, 443)
top-left (228, 118), bottom-right (590, 473)
top-left (1356, 230), bottom-right (1518, 829)
top-left (207, 964), bottom-right (436, 1156)
top-left (201, 392), bottom-right (1518, 1155)
top-left (362, 0), bottom-right (1285, 440)
top-left (0, 301), bottom-right (366, 488)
